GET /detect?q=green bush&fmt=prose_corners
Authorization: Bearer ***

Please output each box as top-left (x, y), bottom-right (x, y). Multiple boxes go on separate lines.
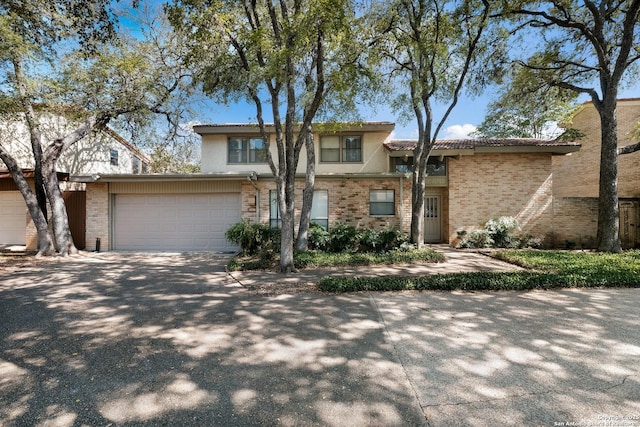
top-left (329, 223), bottom-right (360, 253)
top-left (226, 221), bottom-right (279, 255)
top-left (460, 229), bottom-right (494, 248)
top-left (358, 228), bottom-right (381, 252)
top-left (458, 216), bottom-right (541, 249)
top-left (379, 226), bottom-right (410, 252)
top-left (319, 249), bottom-right (640, 292)
top-left (308, 223), bottom-right (330, 251)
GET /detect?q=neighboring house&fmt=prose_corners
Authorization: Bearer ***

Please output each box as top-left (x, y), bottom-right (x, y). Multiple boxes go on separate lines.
top-left (552, 98), bottom-right (640, 248)
top-left (81, 122), bottom-right (580, 252)
top-left (0, 112), bottom-right (150, 249)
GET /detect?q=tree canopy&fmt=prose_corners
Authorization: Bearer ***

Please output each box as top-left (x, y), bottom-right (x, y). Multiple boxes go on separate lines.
top-left (499, 0), bottom-right (640, 252)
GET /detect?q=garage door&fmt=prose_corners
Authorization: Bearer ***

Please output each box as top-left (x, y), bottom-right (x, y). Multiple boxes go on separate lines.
top-left (0, 192), bottom-right (26, 245)
top-left (113, 193), bottom-right (241, 251)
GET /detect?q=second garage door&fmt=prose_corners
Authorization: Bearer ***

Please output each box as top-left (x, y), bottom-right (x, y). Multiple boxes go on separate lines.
top-left (0, 191), bottom-right (26, 245)
top-left (113, 193), bottom-right (240, 252)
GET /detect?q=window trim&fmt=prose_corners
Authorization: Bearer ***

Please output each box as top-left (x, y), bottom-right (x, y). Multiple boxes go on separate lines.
top-left (320, 134), bottom-right (363, 163)
top-left (269, 190), bottom-right (281, 229)
top-left (228, 136), bottom-right (268, 164)
top-left (311, 190), bottom-right (329, 230)
top-left (110, 149), bottom-right (119, 166)
top-left (369, 189), bottom-right (395, 216)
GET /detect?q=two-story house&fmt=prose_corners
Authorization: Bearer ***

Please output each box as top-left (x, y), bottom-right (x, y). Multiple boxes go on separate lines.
top-left (82, 121), bottom-right (580, 252)
top-left (0, 112), bottom-right (150, 249)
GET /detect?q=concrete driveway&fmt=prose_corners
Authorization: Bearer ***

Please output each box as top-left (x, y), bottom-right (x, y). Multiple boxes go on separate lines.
top-left (1, 252), bottom-right (639, 427)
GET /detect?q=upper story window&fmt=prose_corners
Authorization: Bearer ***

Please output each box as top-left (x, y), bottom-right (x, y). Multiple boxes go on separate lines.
top-left (132, 156), bottom-right (141, 174)
top-left (228, 137), bottom-right (267, 164)
top-left (320, 135), bottom-right (362, 163)
top-left (393, 156), bottom-right (446, 176)
top-left (110, 149), bottom-right (119, 166)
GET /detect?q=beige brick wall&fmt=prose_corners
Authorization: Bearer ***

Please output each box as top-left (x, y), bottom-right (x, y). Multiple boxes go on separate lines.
top-left (85, 182), bottom-right (109, 251)
top-left (242, 176), bottom-right (412, 232)
top-left (447, 153), bottom-right (554, 243)
top-left (552, 197), bottom-right (598, 248)
top-left (554, 99), bottom-right (640, 198)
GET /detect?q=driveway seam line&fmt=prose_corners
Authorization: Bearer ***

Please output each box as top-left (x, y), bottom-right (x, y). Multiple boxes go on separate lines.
top-left (368, 293), bottom-right (432, 427)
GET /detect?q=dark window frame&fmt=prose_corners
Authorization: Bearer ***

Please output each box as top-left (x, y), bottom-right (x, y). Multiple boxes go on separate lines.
top-left (320, 135), bottom-right (363, 163)
top-left (228, 137), bottom-right (268, 164)
top-left (369, 189), bottom-right (395, 216)
top-left (110, 149), bottom-right (119, 166)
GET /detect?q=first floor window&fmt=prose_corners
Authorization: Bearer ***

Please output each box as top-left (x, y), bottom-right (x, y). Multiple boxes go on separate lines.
top-left (311, 190), bottom-right (329, 229)
top-left (110, 149), bottom-right (119, 166)
top-left (370, 190), bottom-right (395, 216)
top-left (269, 190), bottom-right (281, 228)
top-left (270, 189), bottom-right (329, 229)
top-left (228, 137), bottom-right (267, 164)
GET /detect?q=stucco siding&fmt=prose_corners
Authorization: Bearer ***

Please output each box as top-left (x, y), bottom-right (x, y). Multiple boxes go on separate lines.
top-left (201, 131), bottom-right (392, 174)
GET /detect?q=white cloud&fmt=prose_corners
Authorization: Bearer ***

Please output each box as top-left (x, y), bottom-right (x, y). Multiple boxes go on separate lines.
top-left (443, 124), bottom-right (477, 139)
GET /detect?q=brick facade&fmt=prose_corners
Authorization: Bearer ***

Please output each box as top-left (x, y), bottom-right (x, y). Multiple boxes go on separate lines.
top-left (85, 182), bottom-right (109, 251)
top-left (448, 153), bottom-right (554, 244)
top-left (243, 176), bottom-right (413, 233)
top-left (551, 197), bottom-right (598, 248)
top-left (238, 153), bottom-right (555, 246)
top-left (554, 99), bottom-right (640, 199)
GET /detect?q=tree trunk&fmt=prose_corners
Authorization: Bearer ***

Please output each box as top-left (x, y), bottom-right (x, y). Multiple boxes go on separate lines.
top-left (596, 98), bottom-right (622, 253)
top-left (411, 168), bottom-right (426, 248)
top-left (279, 177), bottom-right (297, 273)
top-left (42, 156), bottom-right (77, 256)
top-left (296, 130), bottom-right (316, 252)
top-left (0, 145), bottom-right (55, 256)
top-left (411, 131), bottom-right (429, 248)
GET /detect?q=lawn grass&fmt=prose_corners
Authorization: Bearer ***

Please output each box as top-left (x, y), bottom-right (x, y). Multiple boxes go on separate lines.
top-left (318, 249), bottom-right (640, 293)
top-left (226, 247), bottom-right (445, 271)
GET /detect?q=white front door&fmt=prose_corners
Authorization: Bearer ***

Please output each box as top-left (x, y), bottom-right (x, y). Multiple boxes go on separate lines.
top-left (424, 193), bottom-right (442, 243)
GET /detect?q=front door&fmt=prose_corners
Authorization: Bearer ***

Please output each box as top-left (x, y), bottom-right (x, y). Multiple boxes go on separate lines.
top-left (424, 193), bottom-right (442, 242)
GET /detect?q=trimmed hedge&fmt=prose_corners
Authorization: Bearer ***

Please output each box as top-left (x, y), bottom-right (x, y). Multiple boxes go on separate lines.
top-left (227, 247), bottom-right (445, 271)
top-left (318, 270), bottom-right (640, 293)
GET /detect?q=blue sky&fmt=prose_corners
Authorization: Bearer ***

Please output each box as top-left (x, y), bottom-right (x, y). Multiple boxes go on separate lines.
top-left (120, 1), bottom-right (640, 142)
top-left (193, 85), bottom-right (640, 141)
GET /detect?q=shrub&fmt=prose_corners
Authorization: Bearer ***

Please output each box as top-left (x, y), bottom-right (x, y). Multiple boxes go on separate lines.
top-left (226, 221), bottom-right (278, 255)
top-left (328, 222), bottom-right (360, 253)
top-left (308, 223), bottom-right (330, 251)
top-left (459, 229), bottom-right (494, 248)
top-left (485, 216), bottom-right (520, 248)
top-left (358, 228), bottom-right (381, 252)
top-left (379, 226), bottom-right (410, 252)
top-left (457, 217), bottom-right (541, 249)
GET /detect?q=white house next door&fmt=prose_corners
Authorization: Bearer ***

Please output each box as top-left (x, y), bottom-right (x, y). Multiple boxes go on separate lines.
top-left (424, 193), bottom-right (442, 243)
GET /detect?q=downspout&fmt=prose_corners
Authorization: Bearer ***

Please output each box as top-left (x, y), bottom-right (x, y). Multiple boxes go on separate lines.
top-left (399, 174), bottom-right (403, 233)
top-left (247, 172), bottom-right (260, 223)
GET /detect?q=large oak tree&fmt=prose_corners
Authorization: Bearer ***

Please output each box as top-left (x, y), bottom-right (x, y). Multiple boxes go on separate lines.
top-left (168, 0), bottom-right (372, 272)
top-left (376, 0), bottom-right (496, 246)
top-left (1, 1), bottom-right (192, 255)
top-left (500, 0), bottom-right (640, 252)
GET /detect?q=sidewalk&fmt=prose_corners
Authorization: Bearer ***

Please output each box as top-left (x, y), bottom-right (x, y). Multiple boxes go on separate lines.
top-left (229, 245), bottom-right (523, 293)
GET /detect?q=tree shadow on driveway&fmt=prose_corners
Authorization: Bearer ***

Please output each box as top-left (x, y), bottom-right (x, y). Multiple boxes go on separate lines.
top-left (373, 289), bottom-right (640, 426)
top-left (0, 252), bottom-right (426, 426)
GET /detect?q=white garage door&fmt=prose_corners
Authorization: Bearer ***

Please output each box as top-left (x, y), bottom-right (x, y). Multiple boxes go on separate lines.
top-left (0, 192), bottom-right (26, 245)
top-left (113, 193), bottom-right (241, 251)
